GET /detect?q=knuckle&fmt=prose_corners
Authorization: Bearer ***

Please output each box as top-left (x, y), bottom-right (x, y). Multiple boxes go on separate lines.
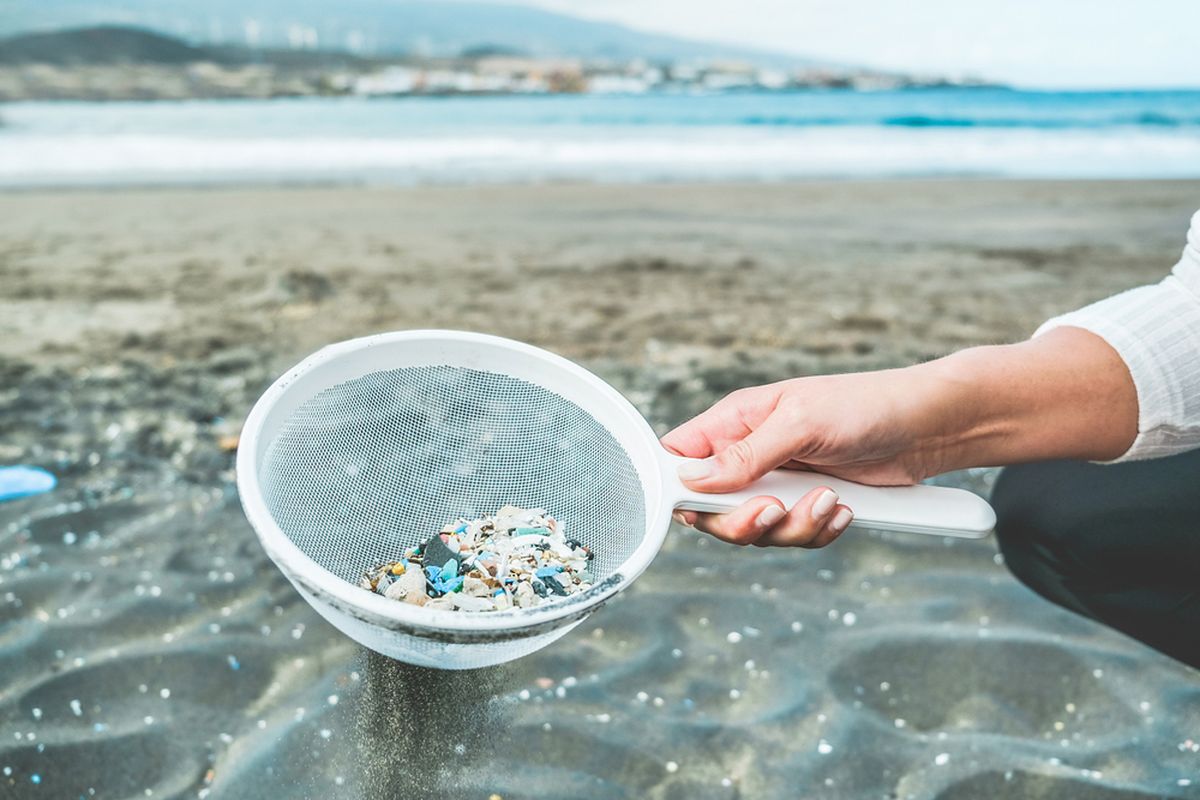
top-left (727, 525), bottom-right (758, 545)
top-left (788, 518), bottom-right (821, 547)
top-left (775, 397), bottom-right (806, 426)
top-left (709, 515), bottom-right (757, 545)
top-left (720, 439), bottom-right (757, 480)
top-left (801, 525), bottom-right (836, 549)
top-left (725, 387), bottom-right (752, 404)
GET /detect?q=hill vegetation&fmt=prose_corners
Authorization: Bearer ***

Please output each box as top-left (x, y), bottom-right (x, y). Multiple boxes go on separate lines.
top-left (0, 25), bottom-right (211, 65)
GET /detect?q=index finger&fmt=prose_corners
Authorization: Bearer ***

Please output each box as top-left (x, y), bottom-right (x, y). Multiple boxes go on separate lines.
top-left (659, 396), bottom-right (751, 459)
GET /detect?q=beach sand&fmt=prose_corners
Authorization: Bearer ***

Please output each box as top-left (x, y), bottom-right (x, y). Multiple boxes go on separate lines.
top-left (1, 180), bottom-right (1198, 799)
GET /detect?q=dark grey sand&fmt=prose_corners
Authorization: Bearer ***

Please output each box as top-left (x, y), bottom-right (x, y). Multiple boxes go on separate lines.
top-left (1, 181), bottom-right (1198, 799)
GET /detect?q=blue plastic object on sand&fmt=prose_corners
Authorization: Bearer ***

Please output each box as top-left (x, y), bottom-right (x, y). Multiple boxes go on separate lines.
top-left (0, 466), bottom-right (57, 502)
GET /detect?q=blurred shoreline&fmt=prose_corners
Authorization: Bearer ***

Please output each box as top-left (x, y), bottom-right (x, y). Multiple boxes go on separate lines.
top-left (0, 25), bottom-right (996, 102)
top-left (4, 91), bottom-right (1200, 187)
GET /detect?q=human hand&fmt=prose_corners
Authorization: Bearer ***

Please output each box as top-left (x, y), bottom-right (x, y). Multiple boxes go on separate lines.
top-left (660, 368), bottom-right (947, 548)
top-left (661, 328), bottom-right (1138, 548)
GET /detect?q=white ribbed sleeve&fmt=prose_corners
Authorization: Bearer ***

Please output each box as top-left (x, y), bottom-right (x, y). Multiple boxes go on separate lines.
top-left (1034, 210), bottom-right (1200, 462)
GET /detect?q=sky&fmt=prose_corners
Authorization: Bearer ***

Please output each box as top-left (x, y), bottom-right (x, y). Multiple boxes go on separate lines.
top-left (511, 0), bottom-right (1200, 88)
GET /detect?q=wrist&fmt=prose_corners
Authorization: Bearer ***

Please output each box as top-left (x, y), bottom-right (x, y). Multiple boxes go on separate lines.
top-left (909, 346), bottom-right (1024, 474)
top-left (882, 353), bottom-right (994, 478)
top-left (906, 329), bottom-right (1138, 473)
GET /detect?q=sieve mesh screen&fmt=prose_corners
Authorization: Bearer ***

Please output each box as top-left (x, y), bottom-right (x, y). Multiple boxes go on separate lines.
top-left (258, 365), bottom-right (647, 589)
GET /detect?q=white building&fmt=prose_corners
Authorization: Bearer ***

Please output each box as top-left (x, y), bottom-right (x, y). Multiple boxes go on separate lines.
top-left (353, 67), bottom-right (418, 95)
top-left (587, 74), bottom-right (651, 94)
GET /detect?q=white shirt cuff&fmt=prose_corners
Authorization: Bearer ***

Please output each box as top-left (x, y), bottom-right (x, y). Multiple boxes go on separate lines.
top-left (1033, 211), bottom-right (1200, 463)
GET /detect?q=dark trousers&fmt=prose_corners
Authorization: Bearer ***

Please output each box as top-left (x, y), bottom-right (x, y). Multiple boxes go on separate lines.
top-left (992, 449), bottom-right (1200, 669)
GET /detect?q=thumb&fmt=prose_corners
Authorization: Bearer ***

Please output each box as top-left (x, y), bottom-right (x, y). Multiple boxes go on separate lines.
top-left (676, 412), bottom-right (798, 492)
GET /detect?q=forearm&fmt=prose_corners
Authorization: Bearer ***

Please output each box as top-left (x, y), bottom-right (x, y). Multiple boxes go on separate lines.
top-left (911, 327), bottom-right (1139, 473)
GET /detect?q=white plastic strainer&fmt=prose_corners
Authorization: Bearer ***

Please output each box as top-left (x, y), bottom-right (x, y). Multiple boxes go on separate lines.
top-left (237, 330), bottom-right (995, 669)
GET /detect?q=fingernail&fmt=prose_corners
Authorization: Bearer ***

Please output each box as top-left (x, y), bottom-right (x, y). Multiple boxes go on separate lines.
top-left (677, 458), bottom-right (713, 482)
top-left (672, 511), bottom-right (688, 526)
top-left (756, 505), bottom-right (786, 528)
top-left (830, 508), bottom-right (853, 533)
top-left (811, 489), bottom-right (839, 520)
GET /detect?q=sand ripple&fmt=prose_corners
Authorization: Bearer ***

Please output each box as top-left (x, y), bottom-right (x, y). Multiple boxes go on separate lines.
top-left (3, 468), bottom-right (1199, 800)
top-left (2, 388), bottom-right (1198, 799)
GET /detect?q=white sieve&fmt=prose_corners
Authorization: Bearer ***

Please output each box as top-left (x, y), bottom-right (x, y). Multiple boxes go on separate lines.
top-left (237, 330), bottom-right (995, 670)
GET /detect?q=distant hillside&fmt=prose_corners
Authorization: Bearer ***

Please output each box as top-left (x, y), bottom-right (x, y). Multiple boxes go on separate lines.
top-left (0, 25), bottom-right (390, 72)
top-left (0, 0), bottom-right (822, 67)
top-left (0, 25), bottom-right (212, 65)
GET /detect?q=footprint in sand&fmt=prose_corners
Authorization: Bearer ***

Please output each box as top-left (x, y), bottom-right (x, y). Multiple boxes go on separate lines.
top-left (1, 730), bottom-right (200, 798)
top-left (829, 636), bottom-right (1138, 737)
top-left (18, 650), bottom-right (272, 724)
top-left (936, 770), bottom-right (1187, 800)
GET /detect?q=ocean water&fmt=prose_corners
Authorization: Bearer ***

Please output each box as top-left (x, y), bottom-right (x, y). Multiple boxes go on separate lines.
top-left (0, 89), bottom-right (1198, 185)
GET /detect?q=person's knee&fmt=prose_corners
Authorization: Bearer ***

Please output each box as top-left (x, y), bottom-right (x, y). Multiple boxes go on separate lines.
top-left (993, 462), bottom-right (1068, 556)
top-left (994, 458), bottom-right (1157, 579)
top-left (993, 459), bottom-right (1200, 668)
top-left (991, 462), bottom-right (1095, 609)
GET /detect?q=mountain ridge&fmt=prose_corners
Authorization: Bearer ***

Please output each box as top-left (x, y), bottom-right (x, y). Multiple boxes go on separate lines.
top-left (0, 25), bottom-right (212, 66)
top-left (0, 25), bottom-right (379, 69)
top-left (0, 0), bottom-right (827, 67)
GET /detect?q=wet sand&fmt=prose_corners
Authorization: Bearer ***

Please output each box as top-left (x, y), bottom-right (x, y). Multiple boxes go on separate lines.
top-left (1, 180), bottom-right (1198, 799)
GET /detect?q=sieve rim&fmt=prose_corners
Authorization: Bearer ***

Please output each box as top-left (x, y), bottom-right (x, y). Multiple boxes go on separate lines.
top-left (236, 329), bottom-right (670, 636)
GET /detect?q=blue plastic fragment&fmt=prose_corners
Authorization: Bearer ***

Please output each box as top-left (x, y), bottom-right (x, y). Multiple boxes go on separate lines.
top-left (514, 526), bottom-right (550, 537)
top-left (0, 466), bottom-right (56, 503)
top-left (424, 558), bottom-right (466, 595)
top-left (454, 523), bottom-right (467, 534)
top-left (430, 575), bottom-right (463, 594)
top-left (535, 566), bottom-right (563, 578)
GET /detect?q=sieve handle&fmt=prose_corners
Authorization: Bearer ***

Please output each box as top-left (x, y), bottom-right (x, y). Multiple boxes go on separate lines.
top-left (662, 453), bottom-right (995, 538)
